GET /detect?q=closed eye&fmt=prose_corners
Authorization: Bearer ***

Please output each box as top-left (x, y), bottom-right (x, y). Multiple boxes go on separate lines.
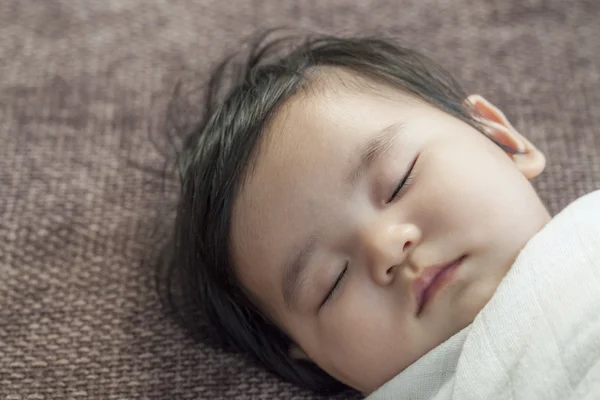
top-left (387, 154), bottom-right (419, 203)
top-left (321, 262), bottom-right (348, 307)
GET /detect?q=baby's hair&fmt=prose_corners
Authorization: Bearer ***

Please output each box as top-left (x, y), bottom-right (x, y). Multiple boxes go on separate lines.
top-left (158, 30), bottom-right (518, 395)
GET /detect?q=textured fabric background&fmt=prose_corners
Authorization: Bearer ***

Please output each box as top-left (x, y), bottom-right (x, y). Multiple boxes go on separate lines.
top-left (1, 1), bottom-right (599, 399)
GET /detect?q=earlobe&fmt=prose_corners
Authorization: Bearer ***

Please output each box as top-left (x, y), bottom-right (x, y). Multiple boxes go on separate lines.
top-left (467, 94), bottom-right (547, 180)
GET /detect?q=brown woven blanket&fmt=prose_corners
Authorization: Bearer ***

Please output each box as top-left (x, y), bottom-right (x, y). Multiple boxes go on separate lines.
top-left (1, 1), bottom-right (599, 398)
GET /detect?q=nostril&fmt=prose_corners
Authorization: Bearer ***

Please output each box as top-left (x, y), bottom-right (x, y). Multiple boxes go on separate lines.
top-left (403, 241), bottom-right (413, 252)
top-left (386, 266), bottom-right (395, 275)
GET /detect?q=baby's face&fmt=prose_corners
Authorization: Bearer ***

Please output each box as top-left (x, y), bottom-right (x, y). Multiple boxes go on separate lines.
top-left (231, 73), bottom-right (550, 394)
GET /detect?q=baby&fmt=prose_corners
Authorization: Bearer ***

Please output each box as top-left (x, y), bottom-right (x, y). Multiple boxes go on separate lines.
top-left (163, 33), bottom-right (600, 398)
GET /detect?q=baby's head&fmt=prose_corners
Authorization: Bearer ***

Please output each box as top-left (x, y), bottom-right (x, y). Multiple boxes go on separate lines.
top-left (166, 34), bottom-right (551, 395)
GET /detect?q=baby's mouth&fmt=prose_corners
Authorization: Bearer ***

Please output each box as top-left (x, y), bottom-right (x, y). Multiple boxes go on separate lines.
top-left (413, 255), bottom-right (466, 316)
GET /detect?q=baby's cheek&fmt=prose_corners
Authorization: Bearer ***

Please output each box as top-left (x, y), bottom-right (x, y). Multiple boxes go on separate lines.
top-left (318, 295), bottom-right (416, 390)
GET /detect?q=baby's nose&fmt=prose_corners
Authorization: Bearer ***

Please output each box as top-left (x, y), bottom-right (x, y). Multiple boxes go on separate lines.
top-left (361, 222), bottom-right (422, 286)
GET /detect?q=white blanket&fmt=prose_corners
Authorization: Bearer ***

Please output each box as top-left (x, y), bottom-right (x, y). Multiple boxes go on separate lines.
top-left (366, 190), bottom-right (600, 400)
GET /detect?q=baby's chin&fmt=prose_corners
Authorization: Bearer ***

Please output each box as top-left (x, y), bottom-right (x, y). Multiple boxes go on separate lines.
top-left (449, 274), bottom-right (504, 326)
top-left (419, 267), bottom-right (506, 348)
top-left (456, 253), bottom-right (518, 319)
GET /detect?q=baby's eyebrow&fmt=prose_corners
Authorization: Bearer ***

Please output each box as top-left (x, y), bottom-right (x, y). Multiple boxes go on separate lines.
top-left (345, 123), bottom-right (406, 193)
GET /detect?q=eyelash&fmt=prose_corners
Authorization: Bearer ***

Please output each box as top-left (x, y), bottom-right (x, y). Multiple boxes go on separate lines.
top-left (322, 262), bottom-right (348, 306)
top-left (387, 155), bottom-right (419, 203)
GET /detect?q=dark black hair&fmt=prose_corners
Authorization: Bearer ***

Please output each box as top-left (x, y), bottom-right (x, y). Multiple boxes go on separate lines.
top-left (158, 30), bottom-right (519, 395)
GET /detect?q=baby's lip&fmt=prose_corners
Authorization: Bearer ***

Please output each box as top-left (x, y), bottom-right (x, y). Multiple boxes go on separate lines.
top-left (412, 256), bottom-right (465, 316)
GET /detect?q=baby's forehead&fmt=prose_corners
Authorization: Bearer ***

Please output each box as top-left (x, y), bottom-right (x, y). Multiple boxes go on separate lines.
top-left (242, 69), bottom-right (441, 190)
top-left (265, 84), bottom-right (432, 162)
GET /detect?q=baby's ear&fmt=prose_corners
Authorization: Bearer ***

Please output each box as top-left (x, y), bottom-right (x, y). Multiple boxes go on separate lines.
top-left (467, 94), bottom-right (546, 180)
top-left (289, 343), bottom-right (312, 361)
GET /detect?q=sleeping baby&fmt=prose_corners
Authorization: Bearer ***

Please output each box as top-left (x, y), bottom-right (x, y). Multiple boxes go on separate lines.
top-left (161, 32), bottom-right (600, 398)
